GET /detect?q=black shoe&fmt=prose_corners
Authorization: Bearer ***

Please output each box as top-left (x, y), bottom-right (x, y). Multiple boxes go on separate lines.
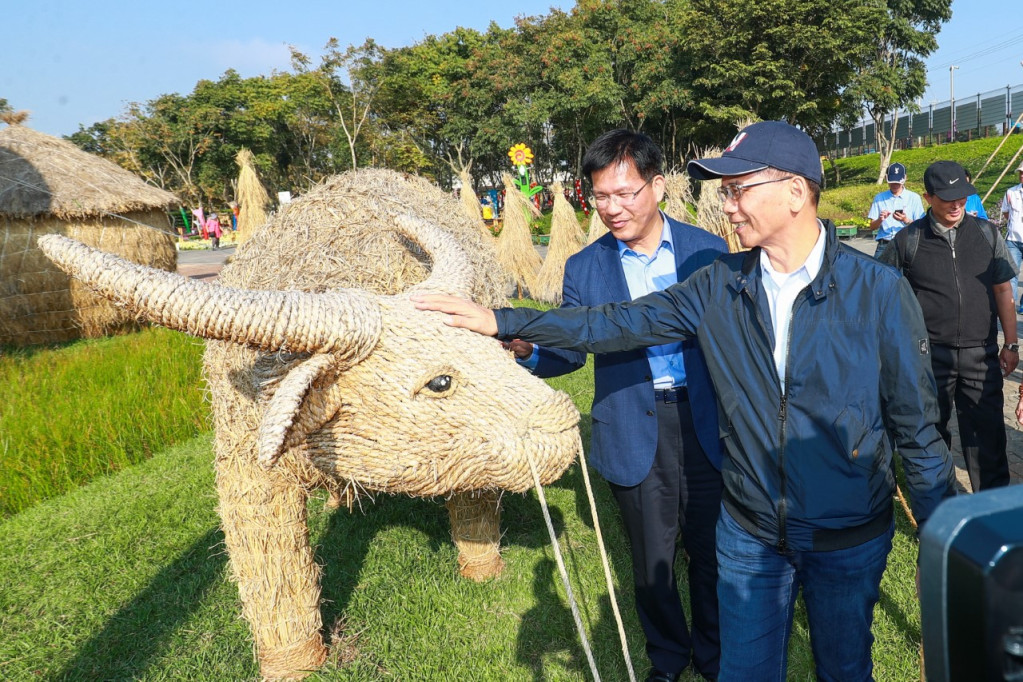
top-left (645, 670), bottom-right (681, 682)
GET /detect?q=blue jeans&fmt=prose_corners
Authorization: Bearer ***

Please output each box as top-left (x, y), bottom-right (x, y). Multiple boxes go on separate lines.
top-left (1005, 239), bottom-right (1023, 308)
top-left (715, 508), bottom-right (894, 682)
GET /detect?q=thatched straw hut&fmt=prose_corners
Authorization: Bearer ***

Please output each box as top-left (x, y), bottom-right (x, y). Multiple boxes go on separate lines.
top-left (0, 121), bottom-right (177, 347)
top-left (235, 148), bottom-right (271, 243)
top-left (533, 182), bottom-right (586, 304)
top-left (495, 173), bottom-right (542, 298)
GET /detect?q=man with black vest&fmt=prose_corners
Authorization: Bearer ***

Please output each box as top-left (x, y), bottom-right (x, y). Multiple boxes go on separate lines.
top-left (880, 160), bottom-right (1018, 491)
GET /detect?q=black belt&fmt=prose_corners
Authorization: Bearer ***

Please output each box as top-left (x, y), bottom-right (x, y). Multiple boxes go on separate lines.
top-left (876, 238), bottom-right (891, 243)
top-left (654, 386), bottom-right (688, 403)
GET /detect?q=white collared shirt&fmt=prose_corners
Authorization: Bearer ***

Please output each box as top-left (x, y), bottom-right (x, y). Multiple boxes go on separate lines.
top-left (1001, 183), bottom-right (1023, 242)
top-left (759, 221), bottom-right (827, 388)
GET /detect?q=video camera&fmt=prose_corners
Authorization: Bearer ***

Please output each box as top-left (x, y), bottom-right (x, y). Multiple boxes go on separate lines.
top-left (920, 485), bottom-right (1023, 681)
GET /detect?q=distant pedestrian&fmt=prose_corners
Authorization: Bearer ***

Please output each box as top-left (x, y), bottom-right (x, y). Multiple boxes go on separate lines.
top-left (207, 213), bottom-right (223, 250)
top-left (867, 162), bottom-right (924, 257)
top-left (999, 161), bottom-right (1023, 311)
top-left (963, 170), bottom-right (988, 220)
top-left (880, 160), bottom-right (1017, 492)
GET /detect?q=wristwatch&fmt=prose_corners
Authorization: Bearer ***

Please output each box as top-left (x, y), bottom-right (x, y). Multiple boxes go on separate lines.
top-left (1003, 343), bottom-right (1019, 352)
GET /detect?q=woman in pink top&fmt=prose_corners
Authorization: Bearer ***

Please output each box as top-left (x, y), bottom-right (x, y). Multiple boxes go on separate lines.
top-left (207, 214), bottom-right (223, 250)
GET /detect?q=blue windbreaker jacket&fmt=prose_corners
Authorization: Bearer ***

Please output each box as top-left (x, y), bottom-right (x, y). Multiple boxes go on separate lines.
top-left (496, 222), bottom-right (956, 552)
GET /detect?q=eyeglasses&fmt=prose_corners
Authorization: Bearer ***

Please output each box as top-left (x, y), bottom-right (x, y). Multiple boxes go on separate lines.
top-left (589, 177), bottom-right (653, 208)
top-left (716, 176), bottom-right (794, 202)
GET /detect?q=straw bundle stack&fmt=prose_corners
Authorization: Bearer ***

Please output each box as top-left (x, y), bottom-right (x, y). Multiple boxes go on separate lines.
top-left (457, 167), bottom-right (491, 240)
top-left (662, 172), bottom-right (695, 224)
top-left (586, 210), bottom-right (609, 244)
top-left (0, 121), bottom-right (177, 347)
top-left (235, 148), bottom-right (272, 243)
top-left (495, 173), bottom-right (542, 298)
top-left (533, 182), bottom-right (586, 305)
top-left (693, 147), bottom-right (742, 253)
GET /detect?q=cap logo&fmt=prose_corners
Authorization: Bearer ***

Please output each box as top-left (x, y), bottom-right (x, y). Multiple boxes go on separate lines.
top-left (949, 178), bottom-right (959, 184)
top-left (725, 132), bottom-right (747, 152)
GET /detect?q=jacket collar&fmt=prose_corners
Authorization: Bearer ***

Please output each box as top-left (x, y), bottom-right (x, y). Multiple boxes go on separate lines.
top-left (730, 219), bottom-right (839, 301)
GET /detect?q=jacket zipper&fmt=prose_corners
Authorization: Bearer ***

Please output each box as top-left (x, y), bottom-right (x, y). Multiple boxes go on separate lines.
top-left (950, 235), bottom-right (963, 346)
top-left (744, 282), bottom-right (793, 552)
top-left (776, 291), bottom-right (806, 554)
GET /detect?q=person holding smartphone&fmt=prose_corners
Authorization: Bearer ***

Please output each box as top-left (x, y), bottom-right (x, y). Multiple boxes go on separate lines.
top-left (868, 162), bottom-right (925, 258)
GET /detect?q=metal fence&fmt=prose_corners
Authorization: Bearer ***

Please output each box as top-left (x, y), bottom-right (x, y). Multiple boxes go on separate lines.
top-left (822, 83), bottom-right (1023, 156)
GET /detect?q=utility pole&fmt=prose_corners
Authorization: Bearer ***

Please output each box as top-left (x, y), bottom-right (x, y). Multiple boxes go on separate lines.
top-left (950, 65), bottom-right (959, 141)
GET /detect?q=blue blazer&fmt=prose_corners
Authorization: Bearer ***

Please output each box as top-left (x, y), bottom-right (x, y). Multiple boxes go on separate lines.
top-left (533, 216), bottom-right (726, 487)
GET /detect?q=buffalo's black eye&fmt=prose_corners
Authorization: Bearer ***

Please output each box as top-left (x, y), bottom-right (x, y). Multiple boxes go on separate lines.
top-left (426, 375), bottom-right (452, 392)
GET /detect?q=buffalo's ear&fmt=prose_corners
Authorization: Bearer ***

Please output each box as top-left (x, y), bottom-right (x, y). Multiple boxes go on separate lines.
top-left (257, 354), bottom-right (342, 467)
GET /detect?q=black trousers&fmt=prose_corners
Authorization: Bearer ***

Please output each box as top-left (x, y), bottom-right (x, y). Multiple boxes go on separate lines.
top-left (931, 343), bottom-right (1010, 491)
top-left (608, 396), bottom-right (723, 677)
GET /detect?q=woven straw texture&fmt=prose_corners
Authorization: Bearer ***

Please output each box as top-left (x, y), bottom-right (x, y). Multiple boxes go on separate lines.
top-left (495, 173), bottom-right (542, 297)
top-left (533, 182), bottom-right (585, 305)
top-left (0, 124), bottom-right (177, 346)
top-left (38, 167), bottom-right (582, 680)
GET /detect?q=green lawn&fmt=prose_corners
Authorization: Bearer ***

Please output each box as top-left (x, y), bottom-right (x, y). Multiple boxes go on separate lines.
top-left (0, 324), bottom-right (926, 681)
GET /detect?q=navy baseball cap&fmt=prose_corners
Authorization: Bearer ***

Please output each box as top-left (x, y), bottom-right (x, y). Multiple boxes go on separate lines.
top-left (886, 163), bottom-right (907, 184)
top-left (923, 161), bottom-right (976, 201)
top-left (687, 120), bottom-right (823, 184)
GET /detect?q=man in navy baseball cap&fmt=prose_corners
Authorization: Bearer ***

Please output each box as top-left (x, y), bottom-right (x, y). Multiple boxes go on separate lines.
top-left (414, 118), bottom-right (956, 682)
top-left (688, 120), bottom-right (823, 184)
top-left (868, 161), bottom-right (925, 256)
top-left (886, 162), bottom-right (908, 184)
top-left (685, 120), bottom-right (823, 253)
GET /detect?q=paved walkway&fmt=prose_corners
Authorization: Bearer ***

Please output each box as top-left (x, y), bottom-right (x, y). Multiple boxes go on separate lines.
top-left (178, 238), bottom-right (1021, 491)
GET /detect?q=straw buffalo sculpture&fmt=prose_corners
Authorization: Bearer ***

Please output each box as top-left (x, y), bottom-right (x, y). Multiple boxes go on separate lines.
top-left (38, 170), bottom-right (582, 679)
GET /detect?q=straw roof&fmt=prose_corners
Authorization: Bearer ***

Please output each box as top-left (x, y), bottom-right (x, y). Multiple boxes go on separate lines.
top-left (0, 123), bottom-right (178, 220)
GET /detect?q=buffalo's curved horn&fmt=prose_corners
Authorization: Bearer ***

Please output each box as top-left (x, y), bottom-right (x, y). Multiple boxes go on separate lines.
top-left (385, 211), bottom-right (473, 295)
top-left (37, 235), bottom-right (381, 360)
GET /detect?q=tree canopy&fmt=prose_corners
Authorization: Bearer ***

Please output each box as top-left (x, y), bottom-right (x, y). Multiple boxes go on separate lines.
top-left (61, 0), bottom-right (950, 205)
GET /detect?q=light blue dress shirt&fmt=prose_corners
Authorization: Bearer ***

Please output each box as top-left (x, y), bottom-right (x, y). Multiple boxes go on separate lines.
top-left (518, 214), bottom-right (686, 388)
top-left (868, 187), bottom-right (926, 241)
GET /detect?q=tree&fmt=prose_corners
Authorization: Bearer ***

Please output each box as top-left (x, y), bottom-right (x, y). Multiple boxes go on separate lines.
top-left (291, 38), bottom-right (383, 171)
top-left (845, 0), bottom-right (952, 182)
top-left (678, 0), bottom-right (878, 147)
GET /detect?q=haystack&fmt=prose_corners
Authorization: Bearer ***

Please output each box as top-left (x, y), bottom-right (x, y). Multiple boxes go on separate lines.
top-left (235, 148), bottom-right (272, 243)
top-left (693, 147), bottom-right (742, 253)
top-left (495, 173), bottom-right (542, 298)
top-left (533, 182), bottom-right (586, 304)
top-left (457, 167), bottom-right (492, 240)
top-left (662, 172), bottom-right (695, 224)
top-left (0, 121), bottom-right (177, 347)
top-left (586, 210), bottom-right (608, 244)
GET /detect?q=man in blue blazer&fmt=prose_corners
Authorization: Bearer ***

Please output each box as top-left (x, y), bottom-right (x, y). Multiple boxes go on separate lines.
top-left (511, 130), bottom-right (726, 682)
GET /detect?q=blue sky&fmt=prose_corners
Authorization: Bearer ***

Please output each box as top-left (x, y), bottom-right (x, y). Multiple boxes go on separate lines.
top-left (4, 0), bottom-right (1021, 138)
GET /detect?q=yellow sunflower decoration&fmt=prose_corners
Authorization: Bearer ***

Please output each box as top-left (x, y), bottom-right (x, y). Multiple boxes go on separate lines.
top-left (508, 143), bottom-right (534, 167)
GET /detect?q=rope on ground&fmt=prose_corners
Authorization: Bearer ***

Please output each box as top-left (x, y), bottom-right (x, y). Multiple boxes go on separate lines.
top-left (526, 451), bottom-right (601, 682)
top-left (576, 446), bottom-right (637, 682)
top-left (895, 483), bottom-right (919, 530)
